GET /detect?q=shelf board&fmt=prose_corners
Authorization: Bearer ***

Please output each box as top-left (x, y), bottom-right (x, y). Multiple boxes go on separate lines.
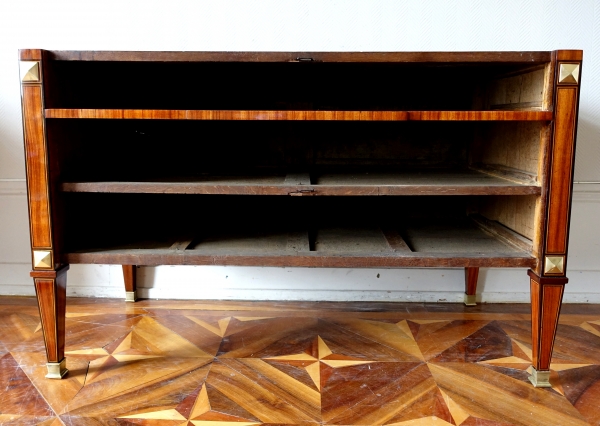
top-left (60, 170), bottom-right (541, 196)
top-left (63, 218), bottom-right (535, 268)
top-left (45, 109), bottom-right (553, 121)
top-left (64, 249), bottom-right (536, 268)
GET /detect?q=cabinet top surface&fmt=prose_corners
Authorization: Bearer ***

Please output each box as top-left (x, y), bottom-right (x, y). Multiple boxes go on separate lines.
top-left (19, 49), bottom-right (583, 63)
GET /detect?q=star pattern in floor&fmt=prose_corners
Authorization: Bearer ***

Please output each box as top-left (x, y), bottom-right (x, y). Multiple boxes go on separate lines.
top-left (0, 298), bottom-right (599, 425)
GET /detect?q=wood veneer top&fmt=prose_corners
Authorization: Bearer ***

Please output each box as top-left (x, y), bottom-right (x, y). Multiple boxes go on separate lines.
top-left (42, 50), bottom-right (554, 63)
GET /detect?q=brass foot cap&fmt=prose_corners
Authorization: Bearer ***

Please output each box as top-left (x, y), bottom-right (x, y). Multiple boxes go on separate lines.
top-left (464, 294), bottom-right (477, 306)
top-left (125, 290), bottom-right (138, 303)
top-left (528, 367), bottom-right (551, 387)
top-left (46, 359), bottom-right (68, 379)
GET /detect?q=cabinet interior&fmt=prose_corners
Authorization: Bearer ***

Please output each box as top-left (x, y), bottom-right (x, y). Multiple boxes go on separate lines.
top-left (61, 193), bottom-right (534, 268)
top-left (49, 120), bottom-right (544, 263)
top-left (43, 58), bottom-right (550, 265)
top-left (44, 61), bottom-right (549, 111)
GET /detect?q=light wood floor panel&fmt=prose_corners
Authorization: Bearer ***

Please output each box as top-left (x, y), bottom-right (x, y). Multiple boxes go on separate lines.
top-left (1, 297), bottom-right (600, 425)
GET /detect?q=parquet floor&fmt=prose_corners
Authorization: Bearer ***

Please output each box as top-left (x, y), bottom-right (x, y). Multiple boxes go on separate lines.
top-left (1, 298), bottom-right (599, 425)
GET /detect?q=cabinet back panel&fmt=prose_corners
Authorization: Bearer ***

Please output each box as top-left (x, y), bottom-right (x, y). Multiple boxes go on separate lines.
top-left (44, 61), bottom-right (545, 111)
top-left (484, 66), bottom-right (549, 110)
top-left (477, 195), bottom-right (538, 241)
top-left (47, 120), bottom-right (472, 181)
top-left (61, 194), bottom-right (470, 251)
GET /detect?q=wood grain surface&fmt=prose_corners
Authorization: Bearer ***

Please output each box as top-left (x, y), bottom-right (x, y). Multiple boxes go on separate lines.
top-left (64, 250), bottom-right (536, 268)
top-left (33, 267), bottom-right (67, 363)
top-left (0, 296), bottom-right (598, 425)
top-left (122, 265), bottom-right (136, 293)
top-left (60, 169), bottom-right (542, 196)
top-left (23, 86), bottom-right (52, 249)
top-left (546, 88), bottom-right (578, 255)
top-left (45, 108), bottom-right (553, 121)
top-left (556, 50), bottom-right (584, 61)
top-left (47, 50), bottom-right (553, 63)
top-left (464, 267), bottom-right (479, 296)
top-left (529, 270), bottom-right (569, 371)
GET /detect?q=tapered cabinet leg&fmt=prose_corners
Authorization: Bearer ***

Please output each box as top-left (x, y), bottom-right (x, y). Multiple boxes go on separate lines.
top-left (32, 265), bottom-right (69, 379)
top-left (123, 265), bottom-right (138, 302)
top-left (528, 269), bottom-right (568, 387)
top-left (464, 267), bottom-right (478, 306)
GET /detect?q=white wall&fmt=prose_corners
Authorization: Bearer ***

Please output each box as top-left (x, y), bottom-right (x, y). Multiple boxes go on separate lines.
top-left (1, 0), bottom-right (599, 302)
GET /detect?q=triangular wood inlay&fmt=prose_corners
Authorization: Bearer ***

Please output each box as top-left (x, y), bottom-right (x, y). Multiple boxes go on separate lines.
top-left (384, 383), bottom-right (454, 425)
top-left (432, 322), bottom-right (512, 363)
top-left (558, 364), bottom-right (600, 407)
top-left (428, 362), bottom-right (589, 425)
top-left (329, 318), bottom-right (424, 361)
top-left (204, 383), bottom-right (261, 423)
top-left (387, 416), bottom-right (454, 425)
top-left (0, 353), bottom-right (54, 417)
top-left (510, 338), bottom-right (532, 361)
top-left (416, 320), bottom-right (490, 361)
top-left (324, 363), bottom-right (433, 424)
top-left (264, 359), bottom-right (320, 391)
top-left (66, 359), bottom-right (212, 415)
top-left (207, 359), bottom-right (319, 424)
top-left (175, 384), bottom-right (205, 419)
top-left (580, 321), bottom-right (600, 339)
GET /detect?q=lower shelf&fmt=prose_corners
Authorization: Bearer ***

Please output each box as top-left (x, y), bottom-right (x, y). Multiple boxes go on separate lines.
top-left (64, 250), bottom-right (535, 268)
top-left (63, 218), bottom-right (535, 268)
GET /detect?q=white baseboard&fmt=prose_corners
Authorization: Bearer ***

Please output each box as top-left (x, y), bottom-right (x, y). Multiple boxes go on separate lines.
top-left (2, 264), bottom-right (599, 303)
top-left (3, 287), bottom-right (600, 304)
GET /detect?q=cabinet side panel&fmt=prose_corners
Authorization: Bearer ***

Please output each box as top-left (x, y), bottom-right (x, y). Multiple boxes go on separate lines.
top-left (470, 122), bottom-right (543, 175)
top-left (22, 85), bottom-right (52, 248)
top-left (487, 68), bottom-right (546, 110)
top-left (478, 195), bottom-right (537, 241)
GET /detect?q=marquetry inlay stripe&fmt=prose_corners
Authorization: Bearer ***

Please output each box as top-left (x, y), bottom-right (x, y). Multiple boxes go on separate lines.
top-left (119, 409), bottom-right (186, 420)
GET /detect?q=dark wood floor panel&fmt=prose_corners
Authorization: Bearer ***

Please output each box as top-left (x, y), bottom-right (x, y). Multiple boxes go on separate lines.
top-left (0, 297), bottom-right (599, 425)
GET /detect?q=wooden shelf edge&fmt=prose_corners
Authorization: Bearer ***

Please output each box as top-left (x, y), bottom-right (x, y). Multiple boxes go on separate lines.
top-left (45, 109), bottom-right (553, 121)
top-left (60, 180), bottom-right (542, 196)
top-left (64, 250), bottom-right (536, 268)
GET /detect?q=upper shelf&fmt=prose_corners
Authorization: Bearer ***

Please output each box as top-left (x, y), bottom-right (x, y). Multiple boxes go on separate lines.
top-left (45, 109), bottom-right (552, 121)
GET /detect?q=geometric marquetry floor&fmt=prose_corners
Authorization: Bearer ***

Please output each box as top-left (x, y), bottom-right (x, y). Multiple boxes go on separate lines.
top-left (1, 298), bottom-right (600, 425)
